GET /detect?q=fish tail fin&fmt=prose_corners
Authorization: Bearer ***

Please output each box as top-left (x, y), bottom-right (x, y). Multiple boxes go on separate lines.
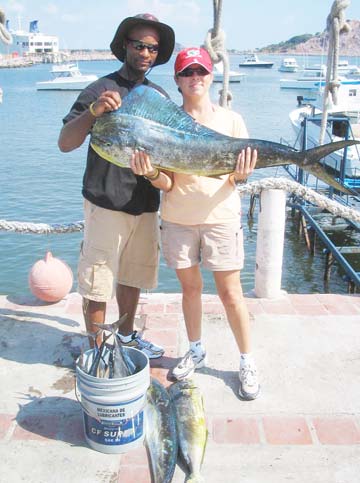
top-left (300, 139), bottom-right (359, 165)
top-left (93, 313), bottom-right (128, 333)
top-left (293, 140), bottom-right (359, 194)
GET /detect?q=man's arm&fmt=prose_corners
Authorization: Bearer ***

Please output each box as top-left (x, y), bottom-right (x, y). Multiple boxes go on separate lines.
top-left (58, 90), bottom-right (122, 153)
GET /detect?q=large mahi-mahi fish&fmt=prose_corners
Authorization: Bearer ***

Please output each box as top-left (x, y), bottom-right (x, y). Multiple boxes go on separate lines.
top-left (90, 85), bottom-right (359, 193)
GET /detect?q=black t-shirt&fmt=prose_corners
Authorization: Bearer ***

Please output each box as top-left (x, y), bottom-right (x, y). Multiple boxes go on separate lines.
top-left (63, 72), bottom-right (168, 214)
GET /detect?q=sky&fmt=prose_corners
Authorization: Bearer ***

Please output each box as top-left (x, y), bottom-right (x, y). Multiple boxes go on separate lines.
top-left (2, 0), bottom-right (360, 51)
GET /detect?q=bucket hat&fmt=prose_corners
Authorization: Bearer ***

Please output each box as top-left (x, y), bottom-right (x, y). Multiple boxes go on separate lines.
top-left (110, 13), bottom-right (175, 66)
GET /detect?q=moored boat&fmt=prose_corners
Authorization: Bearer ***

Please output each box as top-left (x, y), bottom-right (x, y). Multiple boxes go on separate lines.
top-left (278, 57), bottom-right (299, 72)
top-left (289, 83), bottom-right (360, 181)
top-left (238, 53), bottom-right (273, 69)
top-left (36, 63), bottom-right (98, 91)
top-left (212, 62), bottom-right (246, 83)
top-left (280, 65), bottom-right (360, 90)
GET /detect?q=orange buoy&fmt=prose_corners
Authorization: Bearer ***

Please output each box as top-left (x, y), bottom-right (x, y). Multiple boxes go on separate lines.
top-left (28, 251), bottom-right (73, 302)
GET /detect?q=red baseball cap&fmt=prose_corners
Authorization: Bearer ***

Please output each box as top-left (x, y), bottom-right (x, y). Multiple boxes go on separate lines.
top-left (174, 47), bottom-right (213, 74)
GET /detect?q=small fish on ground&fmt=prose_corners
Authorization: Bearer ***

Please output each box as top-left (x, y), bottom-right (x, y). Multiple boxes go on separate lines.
top-left (145, 378), bottom-right (178, 483)
top-left (90, 84), bottom-right (360, 194)
top-left (168, 379), bottom-right (208, 483)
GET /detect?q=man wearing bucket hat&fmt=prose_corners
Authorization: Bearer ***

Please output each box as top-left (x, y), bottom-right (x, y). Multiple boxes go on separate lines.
top-left (58, 14), bottom-right (175, 358)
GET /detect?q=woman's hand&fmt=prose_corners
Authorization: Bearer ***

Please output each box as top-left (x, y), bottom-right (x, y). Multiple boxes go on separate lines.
top-left (88, 91), bottom-right (121, 118)
top-left (130, 149), bottom-right (158, 178)
top-left (231, 146), bottom-right (257, 184)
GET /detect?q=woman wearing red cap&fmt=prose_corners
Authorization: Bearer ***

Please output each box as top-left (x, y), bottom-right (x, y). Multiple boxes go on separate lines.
top-left (131, 47), bottom-right (260, 400)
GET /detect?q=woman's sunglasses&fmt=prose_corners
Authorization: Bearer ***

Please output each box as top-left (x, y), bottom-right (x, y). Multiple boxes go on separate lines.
top-left (177, 67), bottom-right (210, 77)
top-left (127, 38), bottom-right (159, 53)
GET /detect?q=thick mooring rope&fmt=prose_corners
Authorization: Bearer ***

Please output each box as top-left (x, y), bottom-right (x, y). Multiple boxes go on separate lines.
top-left (237, 177), bottom-right (360, 223)
top-left (0, 179), bottom-right (358, 234)
top-left (0, 220), bottom-right (85, 234)
top-left (0, 8), bottom-right (12, 45)
top-left (319, 0), bottom-right (351, 145)
top-left (203, 0), bottom-right (232, 108)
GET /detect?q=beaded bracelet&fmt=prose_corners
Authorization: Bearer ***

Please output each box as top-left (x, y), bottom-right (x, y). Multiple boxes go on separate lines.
top-left (89, 102), bottom-right (97, 117)
top-left (144, 168), bottom-right (160, 181)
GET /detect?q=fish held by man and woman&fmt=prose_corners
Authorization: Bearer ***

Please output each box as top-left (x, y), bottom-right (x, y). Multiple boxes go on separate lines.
top-left (90, 84), bottom-right (359, 193)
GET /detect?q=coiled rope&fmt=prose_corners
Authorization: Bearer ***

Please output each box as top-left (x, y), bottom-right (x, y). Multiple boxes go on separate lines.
top-left (0, 8), bottom-right (12, 45)
top-left (319, 0), bottom-right (351, 145)
top-left (237, 177), bottom-right (360, 223)
top-left (203, 0), bottom-right (232, 108)
top-left (0, 179), bottom-right (358, 234)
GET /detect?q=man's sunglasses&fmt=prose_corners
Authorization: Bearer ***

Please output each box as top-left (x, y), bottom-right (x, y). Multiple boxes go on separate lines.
top-left (177, 67), bottom-right (210, 77)
top-left (127, 38), bottom-right (159, 53)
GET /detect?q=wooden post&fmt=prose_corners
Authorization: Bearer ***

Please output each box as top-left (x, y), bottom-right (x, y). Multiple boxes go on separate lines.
top-left (254, 189), bottom-right (286, 298)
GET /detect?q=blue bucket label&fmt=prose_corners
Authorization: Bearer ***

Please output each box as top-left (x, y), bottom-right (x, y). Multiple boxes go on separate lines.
top-left (83, 411), bottom-right (144, 446)
top-left (80, 392), bottom-right (145, 422)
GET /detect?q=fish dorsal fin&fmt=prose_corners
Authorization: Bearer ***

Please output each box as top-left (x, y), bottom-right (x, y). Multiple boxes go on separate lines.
top-left (120, 85), bottom-right (216, 137)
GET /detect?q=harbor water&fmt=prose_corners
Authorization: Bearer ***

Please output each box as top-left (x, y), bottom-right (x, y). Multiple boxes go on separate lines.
top-left (1, 54), bottom-right (359, 297)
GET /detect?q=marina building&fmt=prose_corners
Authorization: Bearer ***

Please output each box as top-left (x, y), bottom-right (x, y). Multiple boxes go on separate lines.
top-left (0, 19), bottom-right (59, 57)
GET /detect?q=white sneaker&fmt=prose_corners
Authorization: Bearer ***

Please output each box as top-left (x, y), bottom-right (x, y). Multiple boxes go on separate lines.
top-left (117, 331), bottom-right (164, 359)
top-left (172, 350), bottom-right (207, 380)
top-left (239, 362), bottom-right (260, 400)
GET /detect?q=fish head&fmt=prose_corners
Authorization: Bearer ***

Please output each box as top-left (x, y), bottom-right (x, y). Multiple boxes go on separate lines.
top-left (90, 112), bottom-right (136, 167)
top-left (168, 378), bottom-right (201, 400)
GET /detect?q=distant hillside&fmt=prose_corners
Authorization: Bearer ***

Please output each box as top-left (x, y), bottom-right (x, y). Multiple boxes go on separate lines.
top-left (258, 19), bottom-right (360, 56)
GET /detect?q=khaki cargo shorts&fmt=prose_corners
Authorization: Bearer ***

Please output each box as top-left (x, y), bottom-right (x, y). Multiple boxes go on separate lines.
top-left (161, 219), bottom-right (244, 271)
top-left (78, 200), bottom-right (160, 301)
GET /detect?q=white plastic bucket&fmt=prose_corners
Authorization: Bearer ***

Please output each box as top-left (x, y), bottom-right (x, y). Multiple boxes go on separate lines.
top-left (76, 346), bottom-right (150, 454)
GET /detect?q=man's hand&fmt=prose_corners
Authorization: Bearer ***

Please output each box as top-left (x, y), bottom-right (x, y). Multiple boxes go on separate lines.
top-left (89, 91), bottom-right (121, 118)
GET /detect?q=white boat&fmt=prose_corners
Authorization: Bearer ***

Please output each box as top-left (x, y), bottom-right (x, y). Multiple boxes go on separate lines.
top-left (212, 62), bottom-right (246, 83)
top-left (278, 57), bottom-right (299, 73)
top-left (304, 60), bottom-right (358, 75)
top-left (238, 53), bottom-right (273, 69)
top-left (289, 84), bottom-right (360, 180)
top-left (0, 86), bottom-right (3, 103)
top-left (280, 65), bottom-right (360, 90)
top-left (346, 67), bottom-right (360, 80)
top-left (36, 63), bottom-right (98, 91)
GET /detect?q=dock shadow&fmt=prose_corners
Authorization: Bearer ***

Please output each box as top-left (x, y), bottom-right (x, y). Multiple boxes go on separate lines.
top-left (0, 308), bottom-right (86, 368)
top-left (15, 394), bottom-right (87, 447)
top-left (199, 366), bottom-right (240, 398)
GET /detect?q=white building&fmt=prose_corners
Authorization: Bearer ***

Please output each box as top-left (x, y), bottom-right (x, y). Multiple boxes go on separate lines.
top-left (0, 20), bottom-right (59, 56)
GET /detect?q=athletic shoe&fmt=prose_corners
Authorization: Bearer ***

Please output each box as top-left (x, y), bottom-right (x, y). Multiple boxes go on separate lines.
top-left (117, 331), bottom-right (164, 359)
top-left (239, 362), bottom-right (260, 400)
top-left (172, 349), bottom-right (207, 380)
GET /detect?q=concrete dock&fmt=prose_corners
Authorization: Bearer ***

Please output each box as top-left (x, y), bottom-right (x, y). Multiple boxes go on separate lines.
top-left (1, 291), bottom-right (359, 483)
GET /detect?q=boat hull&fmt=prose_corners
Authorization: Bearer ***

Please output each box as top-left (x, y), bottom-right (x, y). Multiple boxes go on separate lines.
top-left (239, 62), bottom-right (273, 68)
top-left (36, 75), bottom-right (98, 91)
top-left (281, 79), bottom-right (360, 90)
top-left (213, 73), bottom-right (246, 83)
